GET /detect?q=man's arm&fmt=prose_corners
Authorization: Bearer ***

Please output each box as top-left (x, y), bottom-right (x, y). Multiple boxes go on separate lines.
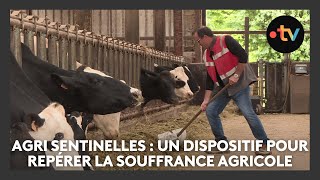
top-left (234, 63), bottom-right (246, 77)
top-left (205, 71), bottom-right (214, 91)
top-left (225, 35), bottom-right (248, 84)
top-left (201, 72), bottom-right (214, 111)
top-left (225, 35), bottom-right (248, 64)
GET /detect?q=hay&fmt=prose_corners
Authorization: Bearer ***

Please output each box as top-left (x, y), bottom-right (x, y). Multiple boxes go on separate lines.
top-left (87, 103), bottom-right (241, 170)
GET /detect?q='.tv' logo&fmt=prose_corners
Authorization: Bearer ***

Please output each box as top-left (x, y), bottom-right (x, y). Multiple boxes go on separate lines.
top-left (267, 15), bottom-right (304, 53)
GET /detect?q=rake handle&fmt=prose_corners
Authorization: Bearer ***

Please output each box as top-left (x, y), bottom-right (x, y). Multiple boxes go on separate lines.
top-left (176, 83), bottom-right (230, 137)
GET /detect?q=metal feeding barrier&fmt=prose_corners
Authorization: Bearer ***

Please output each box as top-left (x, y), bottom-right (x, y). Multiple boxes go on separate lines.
top-left (10, 10), bottom-right (189, 121)
top-left (10, 10), bottom-right (186, 89)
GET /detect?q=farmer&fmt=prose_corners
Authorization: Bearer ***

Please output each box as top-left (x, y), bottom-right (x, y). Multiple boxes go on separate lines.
top-left (193, 26), bottom-right (271, 155)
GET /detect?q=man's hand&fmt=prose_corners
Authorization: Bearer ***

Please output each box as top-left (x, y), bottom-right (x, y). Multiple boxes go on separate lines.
top-left (229, 74), bottom-right (239, 85)
top-left (202, 90), bottom-right (213, 111)
top-left (201, 100), bottom-right (209, 111)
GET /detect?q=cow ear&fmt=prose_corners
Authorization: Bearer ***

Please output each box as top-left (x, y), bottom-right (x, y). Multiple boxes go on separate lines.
top-left (51, 74), bottom-right (70, 90)
top-left (31, 121), bottom-right (38, 131)
top-left (76, 61), bottom-right (83, 69)
top-left (175, 80), bottom-right (186, 88)
top-left (23, 113), bottom-right (45, 131)
top-left (172, 63), bottom-right (180, 68)
top-left (76, 64), bottom-right (87, 73)
top-left (141, 68), bottom-right (157, 78)
top-left (159, 70), bottom-right (171, 78)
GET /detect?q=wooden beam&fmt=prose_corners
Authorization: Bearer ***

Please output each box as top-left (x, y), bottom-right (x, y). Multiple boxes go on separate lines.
top-left (194, 10), bottom-right (202, 63)
top-left (154, 10), bottom-right (166, 51)
top-left (173, 10), bottom-right (183, 56)
top-left (125, 10), bottom-right (139, 44)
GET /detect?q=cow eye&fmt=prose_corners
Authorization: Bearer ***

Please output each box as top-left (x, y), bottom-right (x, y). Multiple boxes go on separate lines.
top-left (175, 80), bottom-right (186, 88)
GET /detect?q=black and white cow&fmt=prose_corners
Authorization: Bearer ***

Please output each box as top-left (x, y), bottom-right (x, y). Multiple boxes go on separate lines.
top-left (154, 63), bottom-right (200, 99)
top-left (75, 62), bottom-right (143, 139)
top-left (10, 121), bottom-right (54, 170)
top-left (64, 112), bottom-right (93, 170)
top-left (10, 51), bottom-right (81, 170)
top-left (139, 68), bottom-right (186, 108)
top-left (20, 42), bottom-right (140, 115)
top-left (76, 65), bottom-right (188, 138)
top-left (10, 51), bottom-right (73, 140)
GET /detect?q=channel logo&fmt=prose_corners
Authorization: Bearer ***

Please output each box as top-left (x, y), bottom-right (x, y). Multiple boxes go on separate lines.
top-left (267, 16), bottom-right (304, 53)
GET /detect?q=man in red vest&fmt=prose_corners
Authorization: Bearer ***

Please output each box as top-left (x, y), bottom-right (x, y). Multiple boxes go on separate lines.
top-left (193, 26), bottom-right (271, 155)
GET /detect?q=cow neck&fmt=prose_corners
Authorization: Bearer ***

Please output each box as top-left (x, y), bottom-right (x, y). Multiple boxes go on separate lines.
top-left (22, 54), bottom-right (72, 77)
top-left (21, 55), bottom-right (79, 113)
top-left (11, 58), bottom-right (51, 108)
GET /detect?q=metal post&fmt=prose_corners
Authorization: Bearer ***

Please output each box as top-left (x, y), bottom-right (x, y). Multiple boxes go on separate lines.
top-left (48, 35), bottom-right (58, 65)
top-left (59, 37), bottom-right (68, 69)
top-left (258, 59), bottom-right (264, 101)
top-left (244, 17), bottom-right (249, 59)
top-left (69, 38), bottom-right (76, 70)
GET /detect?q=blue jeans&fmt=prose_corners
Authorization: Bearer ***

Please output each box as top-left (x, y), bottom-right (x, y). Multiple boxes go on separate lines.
top-left (206, 86), bottom-right (269, 144)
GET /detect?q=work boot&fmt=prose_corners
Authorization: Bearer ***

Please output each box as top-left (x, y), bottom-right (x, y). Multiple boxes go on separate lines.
top-left (205, 147), bottom-right (230, 154)
top-left (255, 144), bottom-right (272, 155)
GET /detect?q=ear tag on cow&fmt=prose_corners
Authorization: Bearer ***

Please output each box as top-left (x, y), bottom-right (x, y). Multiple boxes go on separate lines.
top-left (31, 121), bottom-right (38, 131)
top-left (61, 83), bottom-right (68, 90)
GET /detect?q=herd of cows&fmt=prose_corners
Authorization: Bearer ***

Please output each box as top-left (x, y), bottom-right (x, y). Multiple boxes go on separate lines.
top-left (10, 43), bottom-right (200, 170)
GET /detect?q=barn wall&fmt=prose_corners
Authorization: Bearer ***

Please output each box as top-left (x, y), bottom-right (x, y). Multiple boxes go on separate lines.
top-left (27, 9), bottom-right (201, 59)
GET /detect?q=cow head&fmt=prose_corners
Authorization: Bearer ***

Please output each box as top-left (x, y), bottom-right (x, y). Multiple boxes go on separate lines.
top-left (140, 68), bottom-right (185, 105)
top-left (74, 62), bottom-right (144, 140)
top-left (27, 102), bottom-right (75, 141)
top-left (169, 67), bottom-right (194, 99)
top-left (121, 80), bottom-right (144, 107)
top-left (50, 71), bottom-right (137, 114)
top-left (154, 63), bottom-right (200, 100)
top-left (75, 61), bottom-right (144, 107)
top-left (182, 65), bottom-right (200, 94)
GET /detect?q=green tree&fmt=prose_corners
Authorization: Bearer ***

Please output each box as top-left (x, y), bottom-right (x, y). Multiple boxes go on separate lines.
top-left (206, 10), bottom-right (310, 62)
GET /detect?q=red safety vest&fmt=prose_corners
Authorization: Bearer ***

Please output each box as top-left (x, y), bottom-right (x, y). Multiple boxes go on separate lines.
top-left (203, 35), bottom-right (239, 86)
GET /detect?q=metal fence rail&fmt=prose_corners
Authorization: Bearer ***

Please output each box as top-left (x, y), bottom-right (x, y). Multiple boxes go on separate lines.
top-left (10, 10), bottom-right (185, 89)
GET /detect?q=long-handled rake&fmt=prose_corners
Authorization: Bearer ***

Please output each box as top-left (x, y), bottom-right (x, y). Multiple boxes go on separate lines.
top-left (157, 84), bottom-right (230, 144)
